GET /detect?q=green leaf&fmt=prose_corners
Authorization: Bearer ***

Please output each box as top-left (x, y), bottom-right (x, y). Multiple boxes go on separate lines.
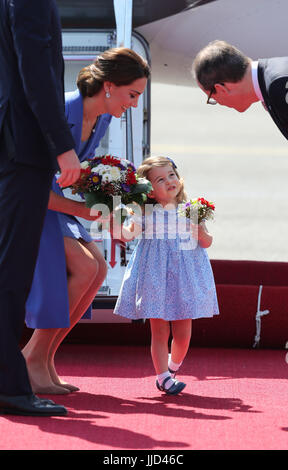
top-left (131, 181), bottom-right (152, 194)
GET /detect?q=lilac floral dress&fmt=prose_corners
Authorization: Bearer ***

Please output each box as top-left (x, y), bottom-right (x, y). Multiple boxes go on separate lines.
top-left (114, 206), bottom-right (219, 321)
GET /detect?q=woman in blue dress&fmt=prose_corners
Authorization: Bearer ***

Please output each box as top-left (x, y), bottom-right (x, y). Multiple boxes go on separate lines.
top-left (22, 48), bottom-right (150, 394)
top-left (113, 156), bottom-right (219, 394)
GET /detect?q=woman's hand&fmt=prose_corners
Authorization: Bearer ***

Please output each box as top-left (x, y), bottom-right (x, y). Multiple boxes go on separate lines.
top-left (77, 203), bottom-right (102, 221)
top-left (48, 191), bottom-right (102, 220)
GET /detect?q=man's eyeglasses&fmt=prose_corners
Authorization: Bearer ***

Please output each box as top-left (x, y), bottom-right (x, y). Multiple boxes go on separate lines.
top-left (206, 88), bottom-right (217, 105)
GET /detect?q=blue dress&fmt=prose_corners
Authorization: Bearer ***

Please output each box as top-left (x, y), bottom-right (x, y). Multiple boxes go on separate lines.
top-left (114, 206), bottom-right (219, 321)
top-left (25, 89), bottom-right (112, 329)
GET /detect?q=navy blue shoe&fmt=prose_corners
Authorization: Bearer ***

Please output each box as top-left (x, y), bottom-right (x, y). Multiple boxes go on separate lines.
top-left (168, 366), bottom-right (177, 378)
top-left (156, 377), bottom-right (186, 395)
top-left (168, 354), bottom-right (179, 379)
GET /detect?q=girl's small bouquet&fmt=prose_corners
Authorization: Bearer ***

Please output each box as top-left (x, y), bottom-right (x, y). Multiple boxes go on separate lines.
top-left (68, 155), bottom-right (152, 222)
top-left (178, 197), bottom-right (215, 224)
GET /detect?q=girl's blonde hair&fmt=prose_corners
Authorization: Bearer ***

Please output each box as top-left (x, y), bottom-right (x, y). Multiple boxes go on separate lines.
top-left (137, 156), bottom-right (187, 204)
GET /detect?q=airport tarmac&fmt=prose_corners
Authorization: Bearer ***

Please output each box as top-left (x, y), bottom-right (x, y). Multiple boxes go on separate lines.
top-left (150, 83), bottom-right (288, 262)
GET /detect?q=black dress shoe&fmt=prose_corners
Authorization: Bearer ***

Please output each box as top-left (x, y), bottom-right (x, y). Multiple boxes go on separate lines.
top-left (33, 395), bottom-right (58, 406)
top-left (0, 393), bottom-right (67, 416)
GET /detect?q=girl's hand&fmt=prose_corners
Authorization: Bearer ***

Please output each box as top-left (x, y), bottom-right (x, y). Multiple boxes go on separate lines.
top-left (191, 222), bottom-right (213, 248)
top-left (191, 223), bottom-right (199, 240)
top-left (110, 209), bottom-right (142, 242)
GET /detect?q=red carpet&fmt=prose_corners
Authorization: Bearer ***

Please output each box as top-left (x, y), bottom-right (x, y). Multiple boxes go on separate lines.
top-left (1, 345), bottom-right (288, 450)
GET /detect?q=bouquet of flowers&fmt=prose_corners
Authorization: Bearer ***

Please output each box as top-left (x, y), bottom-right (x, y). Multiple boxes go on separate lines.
top-left (68, 155), bottom-right (152, 222)
top-left (178, 197), bottom-right (215, 224)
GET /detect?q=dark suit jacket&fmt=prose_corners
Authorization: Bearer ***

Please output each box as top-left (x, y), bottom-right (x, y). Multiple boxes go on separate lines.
top-left (0, 0), bottom-right (75, 170)
top-left (258, 57), bottom-right (288, 141)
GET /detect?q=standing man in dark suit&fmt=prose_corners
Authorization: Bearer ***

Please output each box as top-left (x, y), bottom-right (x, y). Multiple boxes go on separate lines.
top-left (192, 40), bottom-right (288, 141)
top-left (0, 0), bottom-right (81, 416)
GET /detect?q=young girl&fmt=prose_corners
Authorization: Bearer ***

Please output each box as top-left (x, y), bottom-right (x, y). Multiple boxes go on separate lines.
top-left (113, 156), bottom-right (219, 395)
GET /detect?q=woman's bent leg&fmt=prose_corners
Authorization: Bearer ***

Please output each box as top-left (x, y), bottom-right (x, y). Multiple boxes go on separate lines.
top-left (23, 238), bottom-right (107, 393)
top-left (48, 238), bottom-right (107, 388)
top-left (22, 329), bottom-right (70, 394)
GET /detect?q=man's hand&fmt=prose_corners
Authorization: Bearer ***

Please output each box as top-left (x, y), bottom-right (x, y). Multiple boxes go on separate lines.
top-left (56, 149), bottom-right (81, 187)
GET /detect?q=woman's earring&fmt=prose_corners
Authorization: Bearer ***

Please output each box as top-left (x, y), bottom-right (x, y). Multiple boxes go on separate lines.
top-left (106, 91), bottom-right (110, 98)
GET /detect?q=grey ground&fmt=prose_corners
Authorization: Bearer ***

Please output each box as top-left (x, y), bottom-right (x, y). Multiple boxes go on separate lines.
top-left (150, 83), bottom-right (288, 262)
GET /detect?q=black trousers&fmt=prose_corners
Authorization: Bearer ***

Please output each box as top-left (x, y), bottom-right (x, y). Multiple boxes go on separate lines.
top-left (0, 157), bottom-right (54, 395)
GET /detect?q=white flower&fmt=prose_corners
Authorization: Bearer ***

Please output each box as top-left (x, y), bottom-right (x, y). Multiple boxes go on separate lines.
top-left (92, 164), bottom-right (109, 175)
top-left (101, 173), bottom-right (113, 184)
top-left (110, 166), bottom-right (121, 181)
top-left (80, 161), bottom-right (89, 169)
top-left (120, 159), bottom-right (129, 168)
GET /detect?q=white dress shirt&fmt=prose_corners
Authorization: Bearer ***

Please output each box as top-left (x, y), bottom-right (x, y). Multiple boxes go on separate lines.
top-left (251, 61), bottom-right (266, 108)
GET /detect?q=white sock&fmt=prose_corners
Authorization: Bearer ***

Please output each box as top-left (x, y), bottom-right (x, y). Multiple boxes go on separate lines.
top-left (157, 371), bottom-right (174, 390)
top-left (168, 353), bottom-right (182, 372)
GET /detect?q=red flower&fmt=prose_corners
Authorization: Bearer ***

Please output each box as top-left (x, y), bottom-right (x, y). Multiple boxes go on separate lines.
top-left (125, 168), bottom-right (137, 185)
top-left (198, 197), bottom-right (215, 210)
top-left (101, 155), bottom-right (121, 167)
top-left (80, 167), bottom-right (91, 176)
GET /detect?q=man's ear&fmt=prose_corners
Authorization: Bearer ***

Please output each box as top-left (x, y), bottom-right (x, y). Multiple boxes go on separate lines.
top-left (214, 83), bottom-right (228, 96)
top-left (148, 190), bottom-right (155, 199)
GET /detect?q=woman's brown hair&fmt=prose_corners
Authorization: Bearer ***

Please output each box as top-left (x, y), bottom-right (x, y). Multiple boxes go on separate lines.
top-left (77, 47), bottom-right (150, 98)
